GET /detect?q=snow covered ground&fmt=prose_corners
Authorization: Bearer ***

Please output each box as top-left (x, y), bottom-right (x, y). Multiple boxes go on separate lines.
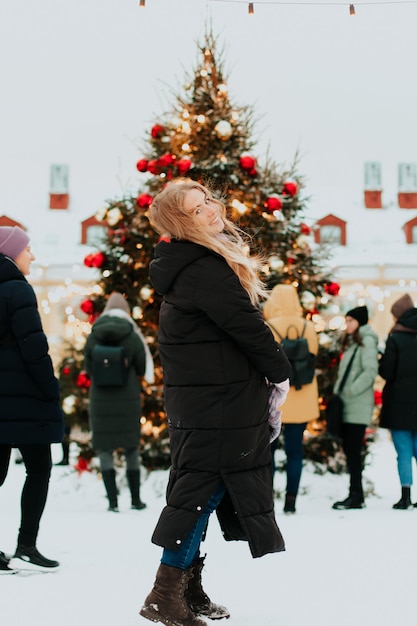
top-left (1, 428), bottom-right (416, 626)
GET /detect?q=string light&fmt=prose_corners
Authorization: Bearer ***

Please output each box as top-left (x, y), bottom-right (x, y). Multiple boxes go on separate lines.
top-left (210, 0), bottom-right (417, 9)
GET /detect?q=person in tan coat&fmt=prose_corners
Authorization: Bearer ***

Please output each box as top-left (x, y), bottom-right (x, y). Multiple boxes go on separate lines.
top-left (263, 284), bottom-right (319, 513)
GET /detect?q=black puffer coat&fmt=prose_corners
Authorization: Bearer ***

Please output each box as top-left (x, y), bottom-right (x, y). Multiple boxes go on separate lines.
top-left (84, 313), bottom-right (146, 450)
top-left (149, 240), bottom-right (291, 558)
top-left (0, 254), bottom-right (64, 445)
top-left (379, 307), bottom-right (417, 430)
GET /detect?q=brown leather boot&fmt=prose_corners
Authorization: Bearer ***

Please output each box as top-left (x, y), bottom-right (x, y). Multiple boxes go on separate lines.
top-left (185, 557), bottom-right (230, 620)
top-left (140, 563), bottom-right (207, 625)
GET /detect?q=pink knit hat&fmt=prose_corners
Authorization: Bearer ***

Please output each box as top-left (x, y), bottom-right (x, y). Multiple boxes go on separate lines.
top-left (0, 226), bottom-right (30, 261)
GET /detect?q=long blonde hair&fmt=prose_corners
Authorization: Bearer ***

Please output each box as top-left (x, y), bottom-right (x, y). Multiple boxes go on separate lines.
top-left (148, 179), bottom-right (268, 306)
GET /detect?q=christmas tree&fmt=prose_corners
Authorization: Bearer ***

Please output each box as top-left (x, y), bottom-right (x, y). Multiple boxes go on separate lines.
top-left (64, 30), bottom-right (347, 471)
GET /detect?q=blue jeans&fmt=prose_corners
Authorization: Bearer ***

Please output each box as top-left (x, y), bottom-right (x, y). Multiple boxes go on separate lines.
top-left (390, 430), bottom-right (417, 486)
top-left (283, 423), bottom-right (307, 495)
top-left (161, 482), bottom-right (226, 570)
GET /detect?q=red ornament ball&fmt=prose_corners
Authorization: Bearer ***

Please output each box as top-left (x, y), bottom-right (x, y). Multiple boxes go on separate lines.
top-left (76, 371), bottom-right (91, 389)
top-left (136, 159), bottom-right (148, 172)
top-left (374, 390), bottom-right (383, 406)
top-left (151, 124), bottom-right (165, 139)
top-left (264, 196), bottom-right (283, 213)
top-left (324, 282), bottom-right (341, 296)
top-left (83, 253), bottom-right (95, 268)
top-left (239, 155), bottom-right (257, 171)
top-left (136, 193), bottom-right (153, 209)
top-left (158, 153), bottom-right (175, 168)
top-left (74, 456), bottom-right (91, 474)
top-left (61, 366), bottom-right (71, 376)
top-left (177, 158), bottom-right (193, 175)
top-left (147, 159), bottom-right (160, 175)
top-left (80, 299), bottom-right (96, 315)
top-left (91, 252), bottom-right (106, 268)
top-left (282, 180), bottom-right (298, 196)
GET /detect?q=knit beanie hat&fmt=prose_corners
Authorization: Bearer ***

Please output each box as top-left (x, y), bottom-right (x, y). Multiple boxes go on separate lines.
top-left (391, 293), bottom-right (414, 319)
top-left (345, 305), bottom-right (369, 326)
top-left (0, 226), bottom-right (30, 261)
top-left (103, 292), bottom-right (130, 316)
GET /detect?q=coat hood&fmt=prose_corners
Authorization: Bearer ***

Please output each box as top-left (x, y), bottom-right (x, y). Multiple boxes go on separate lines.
top-left (263, 284), bottom-right (302, 319)
top-left (358, 324), bottom-right (379, 345)
top-left (392, 307), bottom-right (417, 333)
top-left (91, 314), bottom-right (134, 344)
top-left (0, 253), bottom-right (26, 285)
top-left (149, 239), bottom-right (213, 295)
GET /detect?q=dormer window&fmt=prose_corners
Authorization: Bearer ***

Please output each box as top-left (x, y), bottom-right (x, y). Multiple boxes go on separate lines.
top-left (403, 216), bottom-right (417, 244)
top-left (81, 215), bottom-right (107, 245)
top-left (49, 164), bottom-right (70, 210)
top-left (398, 163), bottom-right (417, 209)
top-left (314, 214), bottom-right (347, 246)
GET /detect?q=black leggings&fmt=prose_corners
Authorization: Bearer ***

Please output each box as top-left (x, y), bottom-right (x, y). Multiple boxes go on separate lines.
top-left (0, 444), bottom-right (52, 546)
top-left (341, 423), bottom-right (366, 498)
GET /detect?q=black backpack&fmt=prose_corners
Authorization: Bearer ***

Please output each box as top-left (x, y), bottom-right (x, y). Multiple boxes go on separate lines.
top-left (91, 344), bottom-right (130, 387)
top-left (267, 321), bottom-right (315, 390)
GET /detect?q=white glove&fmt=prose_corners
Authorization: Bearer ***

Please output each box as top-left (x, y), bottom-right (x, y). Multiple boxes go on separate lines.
top-left (272, 378), bottom-right (290, 406)
top-left (267, 378), bottom-right (289, 442)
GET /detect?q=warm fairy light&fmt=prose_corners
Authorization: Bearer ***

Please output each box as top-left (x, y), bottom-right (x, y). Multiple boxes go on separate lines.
top-left (182, 143), bottom-right (190, 152)
top-left (200, 70), bottom-right (208, 77)
top-left (197, 114), bottom-right (206, 123)
top-left (182, 109), bottom-right (190, 119)
top-left (182, 121), bottom-right (191, 133)
top-left (231, 198), bottom-right (247, 214)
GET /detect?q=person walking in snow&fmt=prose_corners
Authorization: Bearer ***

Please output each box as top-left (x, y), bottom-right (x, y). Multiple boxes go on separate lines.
top-left (139, 180), bottom-right (291, 626)
top-left (263, 283), bottom-right (319, 514)
top-left (378, 293), bottom-right (417, 510)
top-left (332, 306), bottom-right (379, 510)
top-left (84, 292), bottom-right (154, 512)
top-left (0, 226), bottom-right (64, 573)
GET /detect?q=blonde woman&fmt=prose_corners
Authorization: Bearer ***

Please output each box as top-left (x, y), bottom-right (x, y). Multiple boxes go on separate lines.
top-left (140, 180), bottom-right (290, 626)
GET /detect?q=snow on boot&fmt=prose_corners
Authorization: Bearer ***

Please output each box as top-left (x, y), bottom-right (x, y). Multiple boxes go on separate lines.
top-left (393, 486), bottom-right (413, 510)
top-left (140, 563), bottom-right (207, 626)
top-left (0, 551), bottom-right (14, 574)
top-left (185, 556), bottom-right (230, 620)
top-left (9, 545), bottom-right (59, 571)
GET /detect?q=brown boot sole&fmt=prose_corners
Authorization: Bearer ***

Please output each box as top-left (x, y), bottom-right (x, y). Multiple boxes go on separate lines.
top-left (140, 604), bottom-right (207, 626)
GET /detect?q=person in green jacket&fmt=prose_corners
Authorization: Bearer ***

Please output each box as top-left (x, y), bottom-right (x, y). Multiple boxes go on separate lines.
top-left (332, 306), bottom-right (379, 510)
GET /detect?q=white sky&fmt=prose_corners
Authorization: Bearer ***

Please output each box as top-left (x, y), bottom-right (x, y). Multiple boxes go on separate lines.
top-left (2, 430), bottom-right (417, 625)
top-left (2, 0), bottom-right (417, 220)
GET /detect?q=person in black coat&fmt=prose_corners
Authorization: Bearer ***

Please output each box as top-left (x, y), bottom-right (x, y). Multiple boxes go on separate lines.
top-left (139, 180), bottom-right (291, 626)
top-left (379, 293), bottom-right (417, 509)
top-left (84, 292), bottom-right (154, 512)
top-left (0, 227), bottom-right (64, 573)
